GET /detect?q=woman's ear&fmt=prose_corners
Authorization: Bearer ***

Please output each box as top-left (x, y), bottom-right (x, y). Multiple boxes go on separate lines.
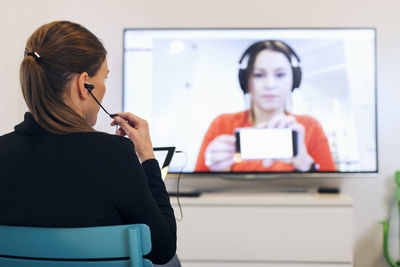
top-left (77, 72), bottom-right (90, 99)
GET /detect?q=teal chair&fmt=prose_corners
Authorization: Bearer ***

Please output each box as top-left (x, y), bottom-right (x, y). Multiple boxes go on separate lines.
top-left (0, 224), bottom-right (153, 267)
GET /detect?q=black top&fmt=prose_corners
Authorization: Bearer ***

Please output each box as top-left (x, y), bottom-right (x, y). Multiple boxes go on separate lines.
top-left (0, 113), bottom-right (176, 264)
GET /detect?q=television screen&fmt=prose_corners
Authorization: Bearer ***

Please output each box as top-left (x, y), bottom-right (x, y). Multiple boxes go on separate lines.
top-left (123, 28), bottom-right (377, 175)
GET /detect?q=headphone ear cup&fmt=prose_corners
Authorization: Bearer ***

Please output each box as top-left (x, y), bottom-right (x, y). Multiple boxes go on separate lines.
top-left (292, 67), bottom-right (302, 91)
top-left (238, 68), bottom-right (247, 94)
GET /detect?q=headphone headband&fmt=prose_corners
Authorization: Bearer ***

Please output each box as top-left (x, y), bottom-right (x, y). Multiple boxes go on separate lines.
top-left (238, 40), bottom-right (302, 93)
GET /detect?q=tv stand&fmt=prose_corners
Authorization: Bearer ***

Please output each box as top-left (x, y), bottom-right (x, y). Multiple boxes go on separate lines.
top-left (171, 192), bottom-right (353, 266)
top-left (168, 191), bottom-right (202, 197)
top-left (318, 187), bottom-right (340, 194)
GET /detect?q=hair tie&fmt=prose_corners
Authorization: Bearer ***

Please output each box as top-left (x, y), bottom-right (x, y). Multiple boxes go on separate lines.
top-left (27, 52), bottom-right (41, 63)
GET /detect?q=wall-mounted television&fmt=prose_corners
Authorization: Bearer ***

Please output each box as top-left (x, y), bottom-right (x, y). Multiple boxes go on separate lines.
top-left (123, 28), bottom-right (377, 177)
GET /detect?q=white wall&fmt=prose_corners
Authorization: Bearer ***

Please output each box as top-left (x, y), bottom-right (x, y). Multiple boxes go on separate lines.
top-left (1, 0), bottom-right (399, 266)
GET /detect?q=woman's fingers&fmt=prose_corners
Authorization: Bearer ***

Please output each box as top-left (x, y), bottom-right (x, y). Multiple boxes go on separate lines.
top-left (267, 114), bottom-right (296, 129)
top-left (115, 112), bottom-right (145, 127)
top-left (262, 159), bottom-right (274, 168)
top-left (113, 117), bottom-right (134, 137)
top-left (208, 135), bottom-right (236, 152)
top-left (116, 127), bottom-right (127, 136)
top-left (209, 157), bottom-right (236, 171)
top-left (112, 113), bottom-right (154, 162)
top-left (205, 134), bottom-right (236, 171)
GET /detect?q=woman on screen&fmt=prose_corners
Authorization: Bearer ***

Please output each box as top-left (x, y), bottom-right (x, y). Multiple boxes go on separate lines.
top-left (195, 40), bottom-right (335, 172)
top-left (0, 21), bottom-right (176, 264)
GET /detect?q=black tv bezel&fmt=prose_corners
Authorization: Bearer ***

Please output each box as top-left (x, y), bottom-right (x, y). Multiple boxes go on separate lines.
top-left (122, 27), bottom-right (378, 178)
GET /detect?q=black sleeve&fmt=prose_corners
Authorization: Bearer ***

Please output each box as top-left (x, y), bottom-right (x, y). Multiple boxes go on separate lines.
top-left (107, 137), bottom-right (176, 264)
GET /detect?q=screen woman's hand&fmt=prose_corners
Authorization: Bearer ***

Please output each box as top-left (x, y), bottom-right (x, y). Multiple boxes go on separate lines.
top-left (266, 114), bottom-right (314, 172)
top-left (204, 134), bottom-right (236, 171)
top-left (111, 112), bottom-right (155, 162)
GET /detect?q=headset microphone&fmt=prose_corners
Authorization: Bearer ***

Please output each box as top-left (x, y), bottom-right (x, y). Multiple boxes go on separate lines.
top-left (84, 83), bottom-right (118, 118)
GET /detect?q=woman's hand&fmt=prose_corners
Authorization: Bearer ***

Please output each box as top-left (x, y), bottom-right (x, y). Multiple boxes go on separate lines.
top-left (111, 112), bottom-right (155, 162)
top-left (204, 134), bottom-right (236, 171)
top-left (264, 114), bottom-right (314, 172)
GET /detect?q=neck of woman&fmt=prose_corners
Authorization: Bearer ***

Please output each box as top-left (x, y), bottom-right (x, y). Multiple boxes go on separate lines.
top-left (250, 104), bottom-right (286, 126)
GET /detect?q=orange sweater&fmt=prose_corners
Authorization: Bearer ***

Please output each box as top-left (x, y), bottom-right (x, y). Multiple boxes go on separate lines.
top-left (195, 110), bottom-right (336, 172)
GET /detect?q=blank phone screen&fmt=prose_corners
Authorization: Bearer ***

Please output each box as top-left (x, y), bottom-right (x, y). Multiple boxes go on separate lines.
top-left (238, 128), bottom-right (294, 160)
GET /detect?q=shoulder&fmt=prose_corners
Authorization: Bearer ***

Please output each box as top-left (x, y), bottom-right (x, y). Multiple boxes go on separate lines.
top-left (207, 110), bottom-right (249, 134)
top-left (0, 131), bottom-right (25, 146)
top-left (214, 110), bottom-right (248, 122)
top-left (71, 132), bottom-right (134, 151)
top-left (0, 132), bottom-right (16, 141)
top-left (0, 132), bottom-right (18, 152)
top-left (291, 114), bottom-right (328, 139)
top-left (1, 130), bottom-right (134, 150)
top-left (210, 110), bottom-right (248, 128)
top-left (60, 132), bottom-right (138, 166)
top-left (79, 132), bottom-right (132, 144)
top-left (292, 114), bottom-right (322, 128)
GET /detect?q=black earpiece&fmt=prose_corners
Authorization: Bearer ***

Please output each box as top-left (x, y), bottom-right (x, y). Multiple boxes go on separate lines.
top-left (238, 40), bottom-right (302, 94)
top-left (83, 83), bottom-right (118, 118)
top-left (84, 83), bottom-right (94, 91)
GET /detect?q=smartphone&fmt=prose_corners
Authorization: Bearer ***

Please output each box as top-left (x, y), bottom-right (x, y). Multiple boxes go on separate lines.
top-left (235, 128), bottom-right (298, 161)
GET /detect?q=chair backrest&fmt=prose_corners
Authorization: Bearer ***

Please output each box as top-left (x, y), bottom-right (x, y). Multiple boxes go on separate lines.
top-left (0, 224), bottom-right (153, 267)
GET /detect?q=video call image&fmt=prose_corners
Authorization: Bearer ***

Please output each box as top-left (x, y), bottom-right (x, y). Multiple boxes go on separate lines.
top-left (123, 29), bottom-right (377, 174)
